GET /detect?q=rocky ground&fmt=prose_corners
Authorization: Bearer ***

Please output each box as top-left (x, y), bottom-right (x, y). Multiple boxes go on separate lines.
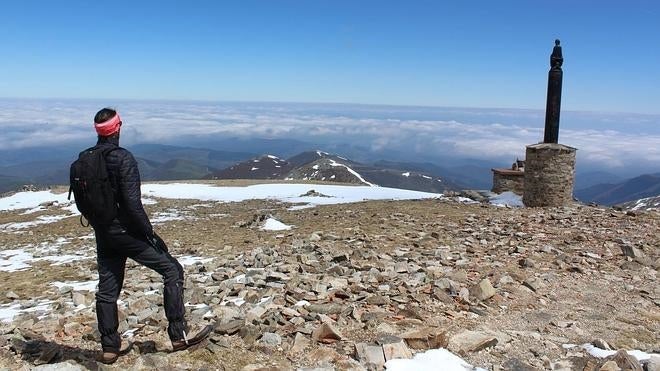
top-left (0, 182), bottom-right (658, 370)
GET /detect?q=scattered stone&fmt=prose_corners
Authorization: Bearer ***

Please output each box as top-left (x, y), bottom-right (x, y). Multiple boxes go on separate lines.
top-left (471, 278), bottom-right (497, 301)
top-left (646, 356), bottom-right (660, 371)
top-left (290, 332), bottom-right (310, 353)
top-left (213, 319), bottom-right (245, 335)
top-left (523, 277), bottom-right (541, 292)
top-left (332, 253), bottom-right (349, 263)
top-left (306, 303), bottom-right (344, 315)
top-left (260, 332), bottom-right (282, 347)
top-left (599, 361), bottom-right (621, 371)
top-left (312, 322), bottom-right (342, 344)
top-left (2, 181), bottom-right (659, 371)
top-left (621, 245), bottom-right (645, 259)
top-left (381, 338), bottom-right (412, 361)
top-left (592, 338), bottom-right (612, 350)
top-left (32, 361), bottom-right (85, 371)
top-left (502, 358), bottom-right (536, 371)
top-left (448, 330), bottom-right (498, 353)
top-left (605, 350), bottom-right (642, 371)
top-left (400, 328), bottom-right (447, 350)
top-left (239, 325), bottom-right (261, 346)
top-left (550, 360), bottom-right (573, 371)
top-left (72, 292), bottom-right (90, 307)
top-left (355, 343), bottom-right (386, 368)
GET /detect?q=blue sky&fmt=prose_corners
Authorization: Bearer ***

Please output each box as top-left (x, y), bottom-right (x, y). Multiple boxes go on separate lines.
top-left (0, 1), bottom-right (659, 113)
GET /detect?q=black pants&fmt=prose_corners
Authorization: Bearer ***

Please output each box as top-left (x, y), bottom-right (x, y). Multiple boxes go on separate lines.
top-left (94, 226), bottom-right (187, 352)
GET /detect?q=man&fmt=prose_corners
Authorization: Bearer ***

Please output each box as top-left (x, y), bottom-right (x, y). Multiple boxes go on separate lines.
top-left (88, 108), bottom-right (211, 364)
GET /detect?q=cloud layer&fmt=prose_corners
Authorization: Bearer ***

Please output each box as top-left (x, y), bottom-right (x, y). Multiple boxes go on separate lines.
top-left (1, 99), bottom-right (658, 171)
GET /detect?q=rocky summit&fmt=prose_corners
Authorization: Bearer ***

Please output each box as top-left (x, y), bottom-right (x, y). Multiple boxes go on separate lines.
top-left (0, 181), bottom-right (658, 370)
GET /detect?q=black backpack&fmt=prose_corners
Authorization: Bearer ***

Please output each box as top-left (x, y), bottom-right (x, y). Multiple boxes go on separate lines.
top-left (68, 146), bottom-right (118, 226)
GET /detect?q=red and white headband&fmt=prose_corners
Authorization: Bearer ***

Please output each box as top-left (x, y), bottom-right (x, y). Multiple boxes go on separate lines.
top-left (94, 113), bottom-right (122, 136)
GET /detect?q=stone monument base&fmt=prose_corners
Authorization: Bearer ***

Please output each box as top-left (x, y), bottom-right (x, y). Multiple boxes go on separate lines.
top-left (523, 143), bottom-right (577, 207)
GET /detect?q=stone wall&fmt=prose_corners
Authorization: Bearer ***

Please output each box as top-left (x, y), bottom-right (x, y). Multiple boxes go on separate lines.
top-left (523, 143), bottom-right (577, 207)
top-left (491, 170), bottom-right (524, 194)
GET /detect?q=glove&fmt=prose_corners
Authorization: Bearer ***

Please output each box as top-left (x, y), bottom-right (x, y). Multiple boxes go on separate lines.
top-left (146, 232), bottom-right (168, 253)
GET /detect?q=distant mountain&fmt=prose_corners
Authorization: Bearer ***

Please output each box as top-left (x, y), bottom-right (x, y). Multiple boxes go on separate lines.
top-left (152, 159), bottom-right (215, 181)
top-left (286, 150), bottom-right (330, 168)
top-left (131, 143), bottom-right (255, 170)
top-left (617, 195), bottom-right (660, 212)
top-left (213, 150), bottom-right (456, 193)
top-left (373, 160), bottom-right (491, 189)
top-left (0, 143), bottom-right (256, 190)
top-left (575, 173), bottom-right (660, 205)
top-left (574, 170), bottom-right (623, 190)
top-left (180, 137), bottom-right (312, 159)
top-left (213, 155), bottom-right (293, 179)
top-left (0, 160), bottom-right (71, 186)
top-left (286, 155), bottom-right (373, 185)
top-left (0, 174), bottom-right (29, 194)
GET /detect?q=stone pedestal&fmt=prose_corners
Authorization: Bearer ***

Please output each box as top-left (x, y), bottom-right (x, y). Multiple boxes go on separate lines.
top-left (523, 143), bottom-right (576, 207)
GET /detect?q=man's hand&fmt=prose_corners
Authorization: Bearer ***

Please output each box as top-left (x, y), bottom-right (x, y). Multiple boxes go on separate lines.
top-left (147, 232), bottom-right (168, 253)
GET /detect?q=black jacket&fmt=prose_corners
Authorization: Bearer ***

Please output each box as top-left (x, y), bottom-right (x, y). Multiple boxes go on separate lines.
top-left (95, 136), bottom-right (153, 237)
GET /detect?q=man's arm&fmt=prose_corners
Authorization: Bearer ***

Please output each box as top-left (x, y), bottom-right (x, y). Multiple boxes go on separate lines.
top-left (118, 151), bottom-right (153, 237)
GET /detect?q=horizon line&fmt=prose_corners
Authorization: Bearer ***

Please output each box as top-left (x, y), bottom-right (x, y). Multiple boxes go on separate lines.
top-left (1, 96), bottom-right (658, 117)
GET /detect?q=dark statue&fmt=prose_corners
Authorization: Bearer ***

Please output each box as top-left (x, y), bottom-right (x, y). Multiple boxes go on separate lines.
top-left (550, 39), bottom-right (563, 69)
top-left (544, 39), bottom-right (563, 143)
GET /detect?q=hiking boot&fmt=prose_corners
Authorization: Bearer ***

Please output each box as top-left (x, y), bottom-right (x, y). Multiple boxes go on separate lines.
top-left (97, 341), bottom-right (133, 364)
top-left (171, 324), bottom-right (213, 352)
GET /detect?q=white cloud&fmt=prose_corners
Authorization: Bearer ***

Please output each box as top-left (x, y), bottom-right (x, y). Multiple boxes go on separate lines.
top-left (0, 99), bottom-right (658, 170)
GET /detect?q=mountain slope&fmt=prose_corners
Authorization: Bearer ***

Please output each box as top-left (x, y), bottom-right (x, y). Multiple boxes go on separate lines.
top-left (617, 195), bottom-right (660, 211)
top-left (131, 143), bottom-right (255, 170)
top-left (0, 174), bottom-right (29, 194)
top-left (214, 150), bottom-right (456, 193)
top-left (213, 155), bottom-right (293, 179)
top-left (575, 173), bottom-right (660, 205)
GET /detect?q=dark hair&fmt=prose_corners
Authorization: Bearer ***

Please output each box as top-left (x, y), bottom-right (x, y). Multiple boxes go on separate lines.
top-left (94, 108), bottom-right (116, 124)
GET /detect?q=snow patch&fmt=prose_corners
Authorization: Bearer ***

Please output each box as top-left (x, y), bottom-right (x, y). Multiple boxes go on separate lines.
top-left (261, 218), bottom-right (293, 231)
top-left (151, 211), bottom-right (187, 224)
top-left (0, 249), bottom-right (33, 272)
top-left (288, 204), bottom-right (316, 211)
top-left (0, 301), bottom-right (53, 323)
top-left (581, 343), bottom-right (658, 361)
top-left (35, 254), bottom-right (89, 265)
top-left (490, 192), bottom-right (523, 207)
top-left (1, 214), bottom-right (73, 231)
top-left (402, 172), bottom-right (410, 177)
top-left (141, 197), bottom-right (158, 205)
top-left (221, 297), bottom-right (246, 306)
top-left (328, 159), bottom-right (376, 186)
top-left (0, 191), bottom-right (70, 211)
top-left (177, 256), bottom-right (213, 266)
top-left (142, 183), bottom-right (440, 209)
top-left (51, 280), bottom-right (98, 292)
top-left (384, 348), bottom-right (486, 371)
top-left (251, 167), bottom-right (259, 171)
top-left (2, 183), bottom-right (442, 219)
